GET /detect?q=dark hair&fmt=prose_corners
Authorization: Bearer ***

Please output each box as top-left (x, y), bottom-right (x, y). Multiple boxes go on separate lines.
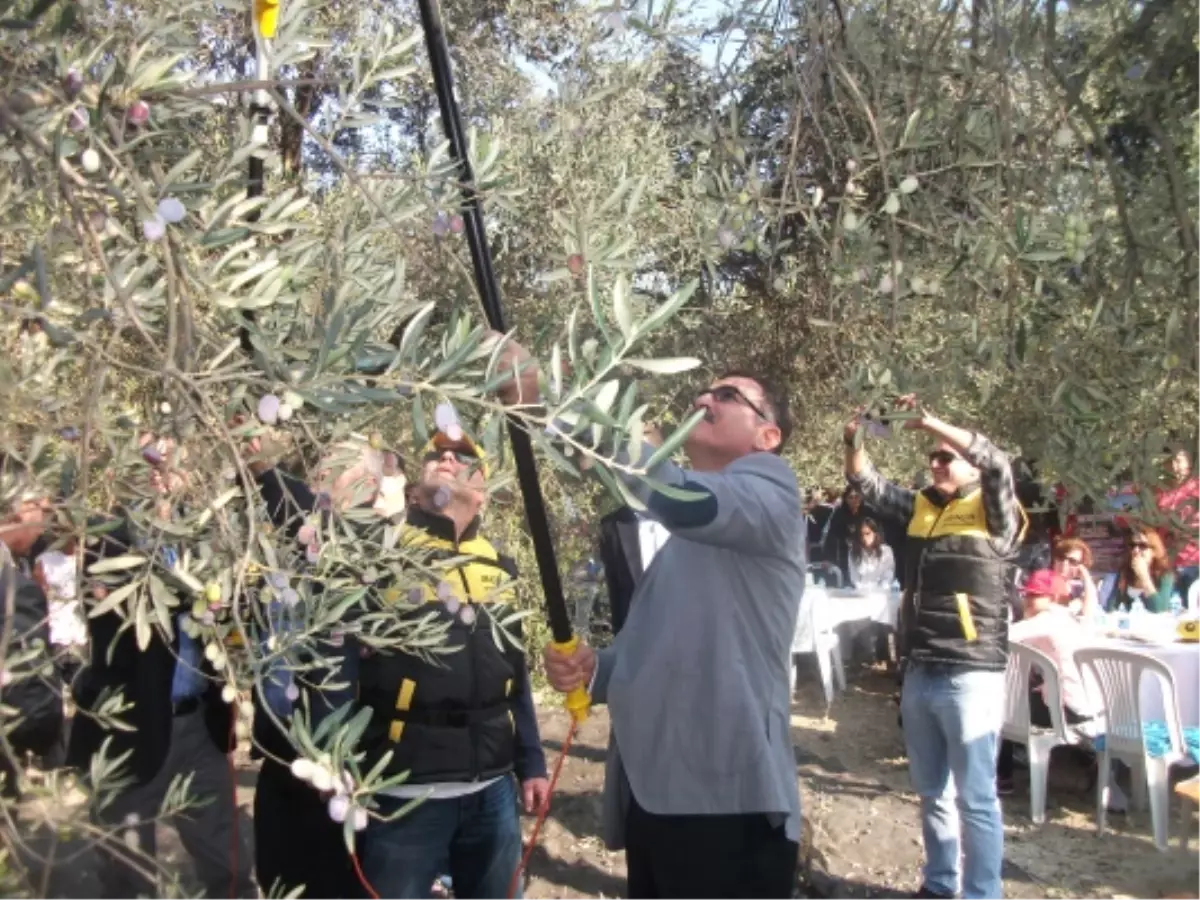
top-left (852, 516), bottom-right (883, 561)
top-left (1052, 537), bottom-right (1093, 569)
top-left (716, 369), bottom-right (793, 455)
top-left (1119, 525), bottom-right (1170, 587)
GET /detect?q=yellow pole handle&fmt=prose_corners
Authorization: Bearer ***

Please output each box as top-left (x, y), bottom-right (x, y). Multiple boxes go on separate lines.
top-left (550, 636), bottom-right (591, 723)
top-left (253, 0), bottom-right (281, 39)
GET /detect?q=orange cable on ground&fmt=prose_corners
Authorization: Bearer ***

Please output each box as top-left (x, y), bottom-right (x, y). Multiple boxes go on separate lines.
top-left (508, 717), bottom-right (578, 900)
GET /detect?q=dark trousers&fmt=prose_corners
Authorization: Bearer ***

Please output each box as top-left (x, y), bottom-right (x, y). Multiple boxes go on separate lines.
top-left (255, 756), bottom-right (364, 899)
top-left (625, 794), bottom-right (798, 899)
top-left (997, 691), bottom-right (1092, 779)
top-left (95, 708), bottom-right (255, 899)
top-left (359, 774), bottom-right (523, 899)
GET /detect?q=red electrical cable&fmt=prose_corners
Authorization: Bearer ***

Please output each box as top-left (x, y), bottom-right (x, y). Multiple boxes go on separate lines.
top-left (228, 714), bottom-right (239, 899)
top-left (346, 717), bottom-right (578, 900)
top-left (508, 717), bottom-right (578, 900)
top-left (351, 849), bottom-right (381, 900)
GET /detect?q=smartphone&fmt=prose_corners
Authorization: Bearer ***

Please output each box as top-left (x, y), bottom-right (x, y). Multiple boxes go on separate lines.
top-left (859, 409), bottom-right (893, 440)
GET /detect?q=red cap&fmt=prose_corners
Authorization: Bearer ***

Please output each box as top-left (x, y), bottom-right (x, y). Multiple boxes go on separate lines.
top-left (1023, 570), bottom-right (1066, 599)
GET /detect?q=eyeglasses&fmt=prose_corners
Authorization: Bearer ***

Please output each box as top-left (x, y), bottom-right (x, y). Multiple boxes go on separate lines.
top-left (696, 385), bottom-right (771, 422)
top-left (928, 450), bottom-right (960, 468)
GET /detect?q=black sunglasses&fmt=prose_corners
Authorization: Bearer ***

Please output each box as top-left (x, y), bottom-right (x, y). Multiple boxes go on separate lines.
top-left (425, 448), bottom-right (479, 467)
top-left (697, 385), bottom-right (771, 422)
top-left (928, 450), bottom-right (960, 467)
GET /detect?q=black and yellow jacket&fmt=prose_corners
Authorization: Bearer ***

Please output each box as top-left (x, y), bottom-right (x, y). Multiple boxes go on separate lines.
top-left (250, 469), bottom-right (547, 785)
top-left (357, 505), bottom-right (545, 783)
top-left (902, 484), bottom-right (1020, 670)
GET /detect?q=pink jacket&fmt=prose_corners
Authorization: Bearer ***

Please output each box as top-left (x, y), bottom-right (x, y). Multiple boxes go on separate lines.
top-left (1010, 607), bottom-right (1098, 719)
top-left (1157, 477), bottom-right (1199, 569)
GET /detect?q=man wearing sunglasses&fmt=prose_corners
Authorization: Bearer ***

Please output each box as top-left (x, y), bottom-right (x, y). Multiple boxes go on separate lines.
top-left (843, 396), bottom-right (1024, 900)
top-left (494, 337), bottom-right (805, 899)
top-left (243, 428), bottom-right (550, 899)
top-left (354, 428), bottom-right (549, 900)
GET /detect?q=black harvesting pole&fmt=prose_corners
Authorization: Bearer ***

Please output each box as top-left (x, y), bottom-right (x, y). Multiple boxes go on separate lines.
top-left (240, 12), bottom-right (271, 353)
top-left (416, 0), bottom-right (588, 721)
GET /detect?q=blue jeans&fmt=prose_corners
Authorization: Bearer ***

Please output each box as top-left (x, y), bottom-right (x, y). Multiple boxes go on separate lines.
top-left (360, 775), bottom-right (523, 899)
top-left (900, 663), bottom-right (1005, 899)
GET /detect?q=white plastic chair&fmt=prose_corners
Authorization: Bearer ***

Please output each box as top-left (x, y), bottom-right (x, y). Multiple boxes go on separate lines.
top-left (1001, 643), bottom-right (1081, 823)
top-left (791, 583), bottom-right (846, 709)
top-left (1074, 647), bottom-right (1191, 852)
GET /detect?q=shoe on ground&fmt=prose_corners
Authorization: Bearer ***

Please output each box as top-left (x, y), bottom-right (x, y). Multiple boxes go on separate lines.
top-left (907, 888), bottom-right (955, 900)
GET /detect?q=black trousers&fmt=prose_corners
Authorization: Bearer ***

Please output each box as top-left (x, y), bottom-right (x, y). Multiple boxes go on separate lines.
top-left (625, 794), bottom-right (798, 899)
top-left (254, 756), bottom-right (364, 899)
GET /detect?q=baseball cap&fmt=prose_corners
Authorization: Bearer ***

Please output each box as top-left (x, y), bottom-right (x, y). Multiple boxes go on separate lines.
top-left (1022, 569), bottom-right (1066, 599)
top-left (423, 429), bottom-right (490, 481)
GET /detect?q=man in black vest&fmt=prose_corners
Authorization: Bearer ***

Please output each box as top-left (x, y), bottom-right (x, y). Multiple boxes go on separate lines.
top-left (344, 427), bottom-right (549, 899)
top-left (843, 397), bottom-right (1023, 900)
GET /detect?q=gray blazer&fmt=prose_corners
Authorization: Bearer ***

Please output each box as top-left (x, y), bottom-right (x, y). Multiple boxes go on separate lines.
top-left (591, 448), bottom-right (806, 849)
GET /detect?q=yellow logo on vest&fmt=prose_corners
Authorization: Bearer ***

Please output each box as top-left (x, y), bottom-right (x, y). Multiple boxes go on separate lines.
top-left (394, 529), bottom-right (515, 607)
top-left (908, 490), bottom-right (989, 540)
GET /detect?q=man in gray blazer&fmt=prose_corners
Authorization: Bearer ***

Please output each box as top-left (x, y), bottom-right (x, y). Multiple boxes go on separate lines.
top-left (497, 350), bottom-right (805, 898)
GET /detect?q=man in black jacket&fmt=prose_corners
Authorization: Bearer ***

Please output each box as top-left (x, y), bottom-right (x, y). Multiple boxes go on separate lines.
top-left (243, 435), bottom-right (389, 900)
top-left (0, 456), bottom-right (64, 795)
top-left (65, 436), bottom-right (254, 898)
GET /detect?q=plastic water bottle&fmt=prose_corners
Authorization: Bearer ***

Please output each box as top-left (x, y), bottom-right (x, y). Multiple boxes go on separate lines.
top-left (1129, 598), bottom-right (1148, 628)
top-left (1169, 593), bottom-right (1183, 618)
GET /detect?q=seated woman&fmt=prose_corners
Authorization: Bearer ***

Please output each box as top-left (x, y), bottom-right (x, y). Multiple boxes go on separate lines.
top-left (997, 570), bottom-right (1099, 794)
top-left (1108, 526), bottom-right (1176, 613)
top-left (848, 517), bottom-right (895, 589)
top-left (1050, 537), bottom-right (1100, 619)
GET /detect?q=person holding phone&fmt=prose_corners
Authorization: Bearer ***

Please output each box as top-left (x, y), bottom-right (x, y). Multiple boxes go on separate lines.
top-left (844, 395), bottom-right (1025, 900)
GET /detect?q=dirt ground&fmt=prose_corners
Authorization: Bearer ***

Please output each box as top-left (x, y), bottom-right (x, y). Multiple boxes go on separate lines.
top-left (16, 661), bottom-right (1200, 898)
top-left (522, 662), bottom-right (1200, 900)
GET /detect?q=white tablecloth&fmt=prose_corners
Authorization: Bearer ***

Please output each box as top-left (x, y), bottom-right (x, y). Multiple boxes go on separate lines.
top-left (792, 586), bottom-right (901, 653)
top-left (1097, 638), bottom-right (1200, 729)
